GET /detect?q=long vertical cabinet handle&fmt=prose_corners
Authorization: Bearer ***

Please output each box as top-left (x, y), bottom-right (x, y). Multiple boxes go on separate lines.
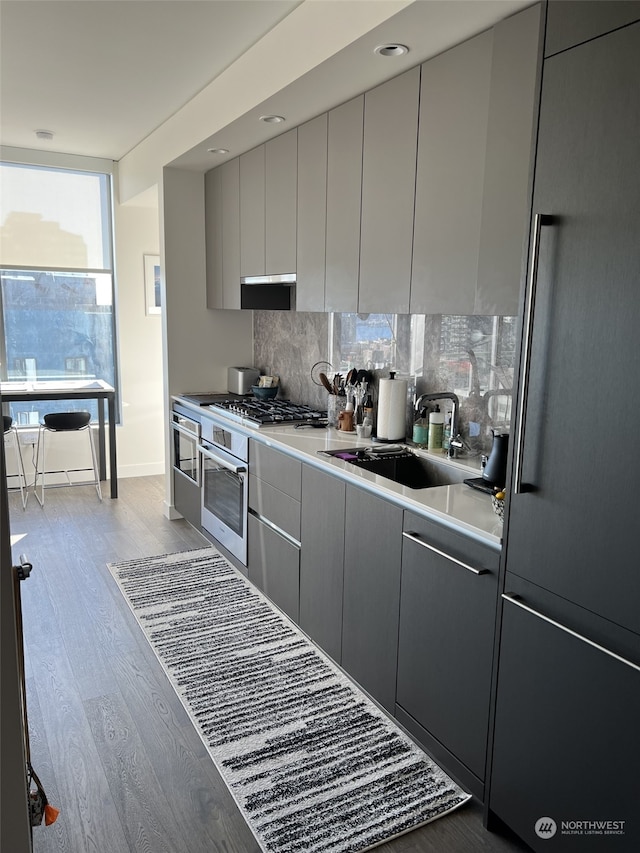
top-left (502, 594), bottom-right (640, 673)
top-left (514, 213), bottom-right (553, 494)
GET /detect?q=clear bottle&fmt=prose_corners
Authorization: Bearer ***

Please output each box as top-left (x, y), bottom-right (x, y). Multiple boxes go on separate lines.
top-left (443, 409), bottom-right (452, 452)
top-left (428, 404), bottom-right (444, 451)
top-left (412, 407), bottom-right (429, 448)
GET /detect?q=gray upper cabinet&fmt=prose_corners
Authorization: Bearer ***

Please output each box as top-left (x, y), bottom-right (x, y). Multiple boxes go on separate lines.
top-left (240, 131), bottom-right (297, 278)
top-left (296, 114), bottom-right (328, 312)
top-left (476, 3), bottom-right (542, 315)
top-left (240, 144), bottom-right (265, 277)
top-left (205, 157), bottom-right (241, 310)
top-left (205, 166), bottom-right (222, 309)
top-left (411, 30), bottom-right (493, 315)
top-left (209, 7), bottom-right (541, 314)
top-left (411, 6), bottom-right (541, 317)
top-left (359, 68), bottom-right (420, 314)
top-left (325, 95), bottom-right (364, 314)
top-left (265, 128), bottom-right (297, 275)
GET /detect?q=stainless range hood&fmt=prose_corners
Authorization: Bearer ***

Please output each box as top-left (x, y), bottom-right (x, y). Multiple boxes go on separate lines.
top-left (240, 273), bottom-right (295, 310)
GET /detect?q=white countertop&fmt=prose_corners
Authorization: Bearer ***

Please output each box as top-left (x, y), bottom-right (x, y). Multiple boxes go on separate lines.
top-left (173, 396), bottom-right (503, 547)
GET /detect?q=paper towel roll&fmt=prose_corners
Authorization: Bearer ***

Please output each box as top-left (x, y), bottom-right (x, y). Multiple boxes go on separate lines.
top-left (377, 378), bottom-right (408, 440)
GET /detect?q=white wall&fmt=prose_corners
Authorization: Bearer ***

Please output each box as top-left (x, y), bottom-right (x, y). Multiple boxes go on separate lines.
top-left (113, 190), bottom-right (165, 477)
top-left (160, 167), bottom-right (253, 514)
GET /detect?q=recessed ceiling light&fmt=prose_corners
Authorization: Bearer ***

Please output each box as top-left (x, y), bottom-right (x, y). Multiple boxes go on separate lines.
top-left (208, 148), bottom-right (229, 154)
top-left (35, 129), bottom-right (54, 140)
top-left (374, 44), bottom-right (409, 57)
top-left (259, 115), bottom-right (285, 124)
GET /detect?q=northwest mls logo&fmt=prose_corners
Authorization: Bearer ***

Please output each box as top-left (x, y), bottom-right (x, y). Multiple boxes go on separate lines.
top-left (535, 816), bottom-right (626, 839)
top-left (535, 817), bottom-right (558, 839)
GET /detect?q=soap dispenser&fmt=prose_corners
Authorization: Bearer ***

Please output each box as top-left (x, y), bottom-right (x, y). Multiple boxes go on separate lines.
top-left (428, 405), bottom-right (444, 450)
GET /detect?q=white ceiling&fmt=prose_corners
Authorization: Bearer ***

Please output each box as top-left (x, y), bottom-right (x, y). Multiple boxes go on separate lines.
top-left (0, 0), bottom-right (532, 187)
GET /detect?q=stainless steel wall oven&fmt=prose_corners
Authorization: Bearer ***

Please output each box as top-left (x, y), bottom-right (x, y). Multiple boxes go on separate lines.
top-left (198, 416), bottom-right (248, 565)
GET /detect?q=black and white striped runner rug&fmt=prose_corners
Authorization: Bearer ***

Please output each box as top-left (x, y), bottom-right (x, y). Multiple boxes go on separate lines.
top-left (108, 547), bottom-right (470, 853)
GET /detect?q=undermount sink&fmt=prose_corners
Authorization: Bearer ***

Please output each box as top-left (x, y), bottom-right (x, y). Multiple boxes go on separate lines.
top-left (321, 447), bottom-right (465, 490)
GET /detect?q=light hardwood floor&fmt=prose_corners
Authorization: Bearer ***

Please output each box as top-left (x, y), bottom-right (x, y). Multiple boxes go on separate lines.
top-left (8, 476), bottom-right (529, 853)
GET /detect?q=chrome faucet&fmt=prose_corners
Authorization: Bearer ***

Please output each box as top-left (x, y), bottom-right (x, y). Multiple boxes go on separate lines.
top-left (414, 392), bottom-right (463, 457)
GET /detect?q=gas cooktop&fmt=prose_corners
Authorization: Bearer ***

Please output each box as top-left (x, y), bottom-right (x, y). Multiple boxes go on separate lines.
top-left (209, 398), bottom-right (326, 427)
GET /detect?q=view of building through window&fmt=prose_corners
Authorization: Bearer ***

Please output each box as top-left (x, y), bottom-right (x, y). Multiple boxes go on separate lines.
top-left (331, 312), bottom-right (516, 398)
top-left (330, 311), bottom-right (517, 449)
top-left (0, 161), bottom-right (117, 423)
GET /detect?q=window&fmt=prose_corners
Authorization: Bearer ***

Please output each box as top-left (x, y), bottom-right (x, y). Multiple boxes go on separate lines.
top-left (329, 311), bottom-right (517, 454)
top-left (0, 160), bottom-right (117, 422)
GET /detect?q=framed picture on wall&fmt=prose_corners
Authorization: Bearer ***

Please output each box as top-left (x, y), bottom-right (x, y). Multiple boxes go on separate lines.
top-left (144, 254), bottom-right (161, 315)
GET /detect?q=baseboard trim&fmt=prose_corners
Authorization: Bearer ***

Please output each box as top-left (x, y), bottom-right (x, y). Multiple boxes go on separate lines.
top-left (117, 462), bottom-right (165, 478)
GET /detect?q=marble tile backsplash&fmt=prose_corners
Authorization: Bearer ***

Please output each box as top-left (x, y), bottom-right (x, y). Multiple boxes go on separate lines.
top-left (253, 311), bottom-right (329, 411)
top-left (253, 310), bottom-right (517, 457)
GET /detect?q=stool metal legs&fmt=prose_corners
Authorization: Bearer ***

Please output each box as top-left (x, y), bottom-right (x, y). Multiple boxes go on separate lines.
top-left (4, 425), bottom-right (28, 509)
top-left (34, 424), bottom-right (103, 506)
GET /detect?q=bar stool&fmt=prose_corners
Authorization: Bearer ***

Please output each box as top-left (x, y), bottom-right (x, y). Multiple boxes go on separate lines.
top-left (3, 415), bottom-right (29, 509)
top-left (34, 411), bottom-right (102, 506)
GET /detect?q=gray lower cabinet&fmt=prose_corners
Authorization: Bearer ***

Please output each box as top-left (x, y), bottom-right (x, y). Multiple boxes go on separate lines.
top-left (247, 440), bottom-right (301, 623)
top-left (173, 470), bottom-right (200, 528)
top-left (248, 513), bottom-right (299, 623)
top-left (396, 512), bottom-right (500, 798)
top-left (299, 464), bottom-right (345, 662)
top-left (341, 485), bottom-right (403, 712)
top-left (490, 580), bottom-right (640, 852)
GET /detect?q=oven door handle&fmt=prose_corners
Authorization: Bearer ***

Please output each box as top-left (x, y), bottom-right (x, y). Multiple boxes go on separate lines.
top-left (197, 443), bottom-right (247, 475)
top-left (172, 421), bottom-right (200, 440)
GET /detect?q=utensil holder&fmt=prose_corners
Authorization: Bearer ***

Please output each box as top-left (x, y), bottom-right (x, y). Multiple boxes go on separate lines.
top-left (327, 395), bottom-right (347, 428)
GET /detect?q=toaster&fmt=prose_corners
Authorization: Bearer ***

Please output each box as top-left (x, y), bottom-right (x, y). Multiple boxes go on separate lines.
top-left (227, 366), bottom-right (260, 395)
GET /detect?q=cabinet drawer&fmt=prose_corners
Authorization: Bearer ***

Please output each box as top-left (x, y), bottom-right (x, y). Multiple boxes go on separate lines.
top-left (249, 441), bottom-right (301, 500)
top-left (248, 513), bottom-right (300, 623)
top-left (403, 511), bottom-right (500, 575)
top-left (248, 473), bottom-right (301, 542)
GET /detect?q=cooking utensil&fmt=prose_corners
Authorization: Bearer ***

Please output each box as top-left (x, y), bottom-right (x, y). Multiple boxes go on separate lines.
top-left (318, 372), bottom-right (334, 394)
